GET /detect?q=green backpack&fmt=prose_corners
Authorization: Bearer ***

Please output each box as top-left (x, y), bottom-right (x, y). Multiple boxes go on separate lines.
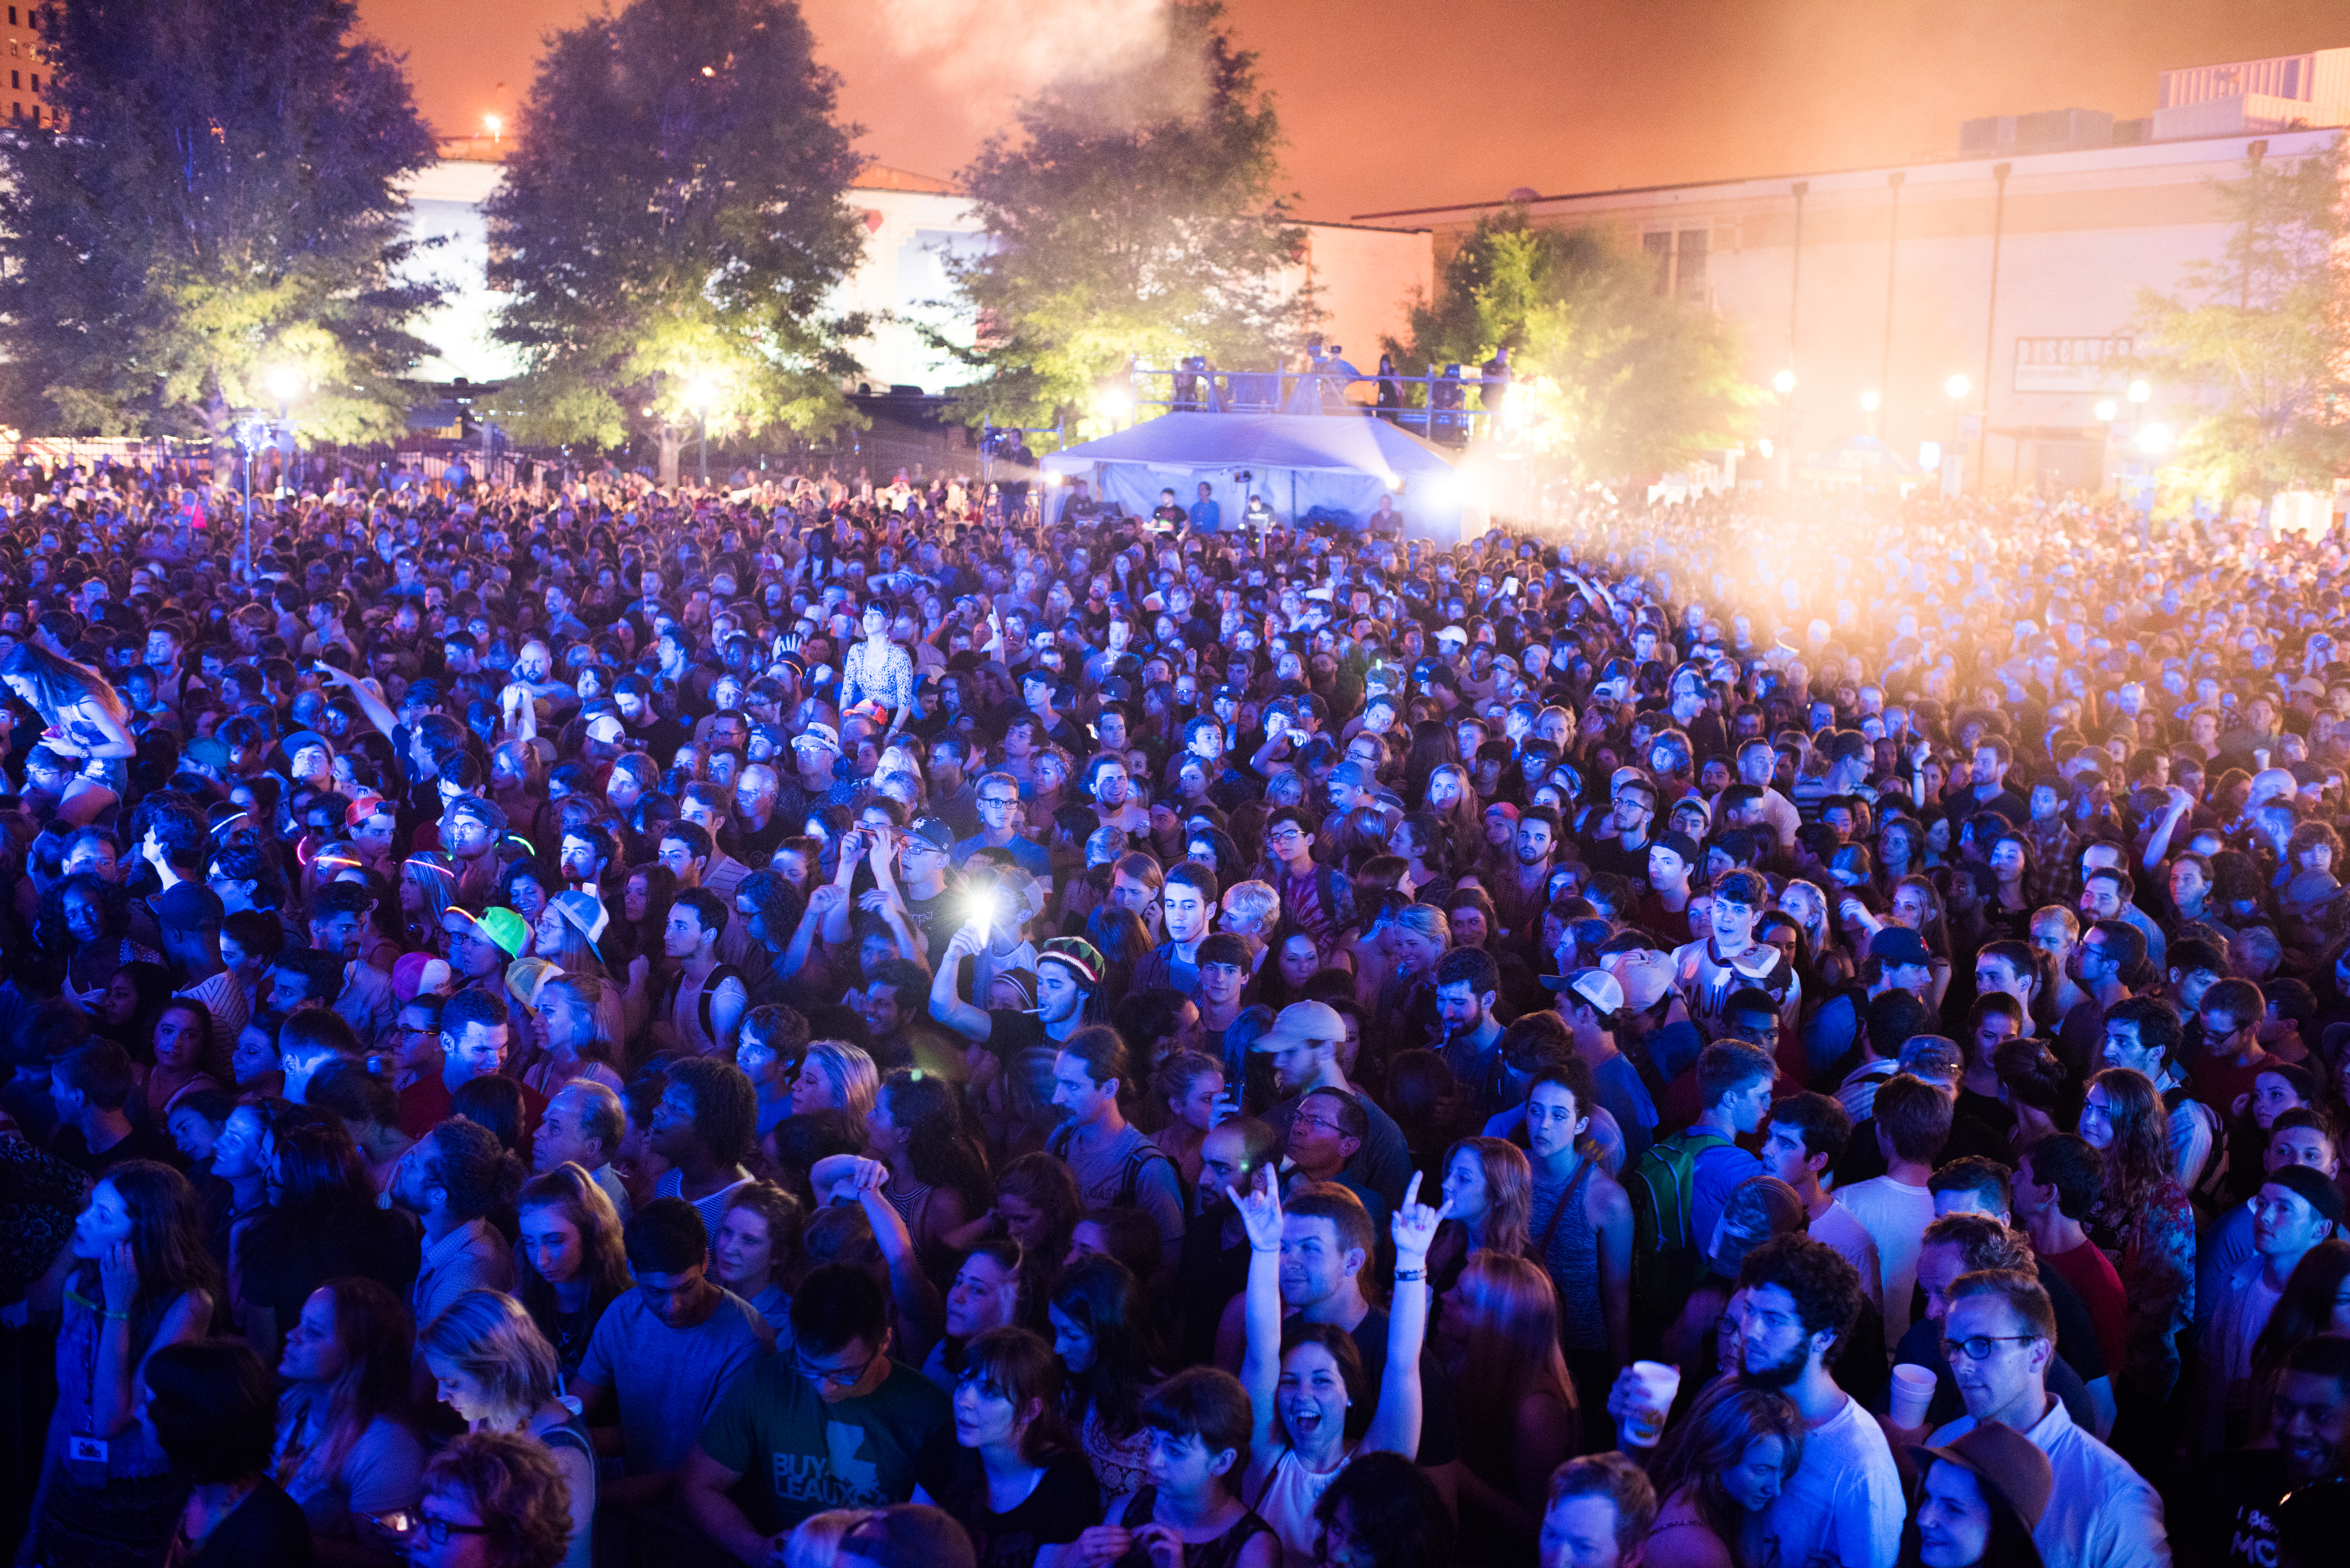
top-left (1627, 1127), bottom-right (1731, 1350)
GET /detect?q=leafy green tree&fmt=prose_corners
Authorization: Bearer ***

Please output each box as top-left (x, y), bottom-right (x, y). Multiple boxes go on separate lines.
top-left (488, 0), bottom-right (867, 487)
top-left (945, 0), bottom-right (1316, 434)
top-left (1391, 208), bottom-right (1749, 480)
top-left (2133, 142), bottom-right (2350, 501)
top-left (0, 0), bottom-right (440, 442)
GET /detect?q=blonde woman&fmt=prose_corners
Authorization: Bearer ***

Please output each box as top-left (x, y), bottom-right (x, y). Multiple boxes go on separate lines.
top-left (792, 1039), bottom-right (880, 1121)
top-left (419, 1290), bottom-right (596, 1568)
top-left (527, 973), bottom-right (626, 1096)
top-left (512, 1165), bottom-right (634, 1382)
top-left (398, 853), bottom-right (458, 954)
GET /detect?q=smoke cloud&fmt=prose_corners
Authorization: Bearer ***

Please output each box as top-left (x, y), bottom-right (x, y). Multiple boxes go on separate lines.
top-left (875, 0), bottom-right (1201, 126)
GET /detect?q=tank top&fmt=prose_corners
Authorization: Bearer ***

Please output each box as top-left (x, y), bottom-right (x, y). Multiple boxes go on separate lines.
top-left (1112, 1487), bottom-right (1277, 1568)
top-left (1248, 1444), bottom-right (1357, 1568)
top-left (1528, 1158), bottom-right (1605, 1350)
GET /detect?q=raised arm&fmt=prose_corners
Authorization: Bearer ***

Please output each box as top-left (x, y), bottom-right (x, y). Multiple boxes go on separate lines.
top-left (1234, 1169), bottom-right (1286, 1489)
top-left (1362, 1173), bottom-right (1435, 1459)
top-left (929, 924), bottom-right (993, 1043)
top-left (313, 662), bottom-right (404, 743)
top-left (830, 1155), bottom-right (945, 1364)
top-left (2142, 786), bottom-right (2194, 874)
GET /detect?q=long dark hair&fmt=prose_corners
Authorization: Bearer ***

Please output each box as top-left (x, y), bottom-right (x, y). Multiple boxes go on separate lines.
top-left (267, 1122), bottom-right (381, 1225)
top-left (881, 1070), bottom-right (992, 1215)
top-left (1049, 1254), bottom-right (1161, 1441)
top-left (1, 640), bottom-right (130, 728)
top-left (280, 1276), bottom-right (414, 1492)
top-left (1313, 1450), bottom-right (1454, 1568)
top-left (71, 1161), bottom-right (223, 1364)
top-left (958, 1325), bottom-right (1077, 1465)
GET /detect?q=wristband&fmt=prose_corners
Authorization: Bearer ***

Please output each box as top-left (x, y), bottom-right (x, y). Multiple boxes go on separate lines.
top-left (1394, 1268), bottom-right (1425, 1282)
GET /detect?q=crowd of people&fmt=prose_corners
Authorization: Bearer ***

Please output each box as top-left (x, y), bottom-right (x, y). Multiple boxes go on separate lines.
top-left (1, 453), bottom-right (2348, 1568)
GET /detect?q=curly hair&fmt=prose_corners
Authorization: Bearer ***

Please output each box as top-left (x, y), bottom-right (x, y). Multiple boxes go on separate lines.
top-left (667, 1055), bottom-right (759, 1166)
top-left (878, 1069), bottom-right (992, 1213)
top-left (71, 1161), bottom-right (224, 1367)
top-left (421, 1430), bottom-right (572, 1568)
top-left (2086, 1066), bottom-right (2173, 1218)
top-left (1734, 1233), bottom-right (1864, 1364)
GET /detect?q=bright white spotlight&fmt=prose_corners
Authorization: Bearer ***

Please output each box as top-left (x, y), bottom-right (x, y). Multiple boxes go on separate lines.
top-left (1944, 374), bottom-right (1970, 401)
top-left (2128, 379), bottom-right (2151, 404)
top-left (266, 366), bottom-right (299, 402)
top-left (2136, 423), bottom-right (2172, 455)
top-left (1771, 370), bottom-right (1795, 396)
top-left (1860, 391), bottom-right (1879, 413)
top-left (2095, 399), bottom-right (2117, 422)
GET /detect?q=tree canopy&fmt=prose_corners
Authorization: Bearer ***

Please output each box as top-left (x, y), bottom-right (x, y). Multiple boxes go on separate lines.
top-left (1391, 209), bottom-right (1750, 481)
top-left (0, 0), bottom-right (441, 443)
top-left (2133, 141), bottom-right (2350, 501)
top-left (945, 0), bottom-right (1317, 433)
top-left (486, 0), bottom-right (867, 485)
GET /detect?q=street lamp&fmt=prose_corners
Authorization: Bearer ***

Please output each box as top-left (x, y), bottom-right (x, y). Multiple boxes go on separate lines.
top-left (484, 113), bottom-right (503, 144)
top-left (2137, 423), bottom-right (2172, 456)
top-left (1771, 370), bottom-right (1795, 396)
top-left (2095, 399), bottom-right (2118, 423)
top-left (685, 377), bottom-right (717, 486)
top-left (1944, 373), bottom-right (1970, 402)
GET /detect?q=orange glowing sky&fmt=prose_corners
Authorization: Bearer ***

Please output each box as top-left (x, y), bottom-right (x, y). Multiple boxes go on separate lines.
top-left (359, 0), bottom-right (2349, 222)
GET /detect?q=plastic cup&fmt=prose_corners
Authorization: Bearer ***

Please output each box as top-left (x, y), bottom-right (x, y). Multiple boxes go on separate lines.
top-left (1890, 1363), bottom-right (1938, 1428)
top-left (1621, 1360), bottom-right (1681, 1446)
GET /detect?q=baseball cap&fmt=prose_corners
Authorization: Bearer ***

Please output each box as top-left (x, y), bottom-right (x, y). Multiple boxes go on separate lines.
top-left (1651, 830), bottom-right (1700, 865)
top-left (1540, 968), bottom-right (1626, 1015)
top-left (1435, 623), bottom-right (1469, 646)
top-left (181, 737), bottom-right (230, 771)
top-left (1253, 999), bottom-right (1347, 1051)
top-left (1484, 801), bottom-right (1520, 821)
top-left (585, 712), bottom-right (626, 743)
top-left (505, 957), bottom-right (562, 1011)
top-left (549, 891), bottom-right (610, 947)
top-left (282, 729), bottom-right (329, 758)
top-left (2266, 1163), bottom-right (2348, 1226)
top-left (1328, 761), bottom-right (1372, 789)
top-left (345, 793), bottom-right (391, 827)
top-left (154, 882), bottom-right (225, 931)
top-left (476, 907), bottom-right (529, 959)
top-left (792, 721), bottom-right (841, 753)
top-left (391, 952), bottom-right (452, 1003)
top-left (1868, 926), bottom-right (1935, 968)
top-left (907, 816), bottom-right (956, 851)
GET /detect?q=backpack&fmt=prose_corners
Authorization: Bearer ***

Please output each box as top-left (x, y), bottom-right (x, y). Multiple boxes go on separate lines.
top-left (1048, 1124), bottom-right (1176, 1211)
top-left (1627, 1126), bottom-right (1732, 1351)
top-left (666, 964), bottom-right (745, 1047)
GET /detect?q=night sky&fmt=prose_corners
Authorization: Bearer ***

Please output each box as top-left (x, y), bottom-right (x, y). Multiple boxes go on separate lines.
top-left (359, 0), bottom-right (2348, 221)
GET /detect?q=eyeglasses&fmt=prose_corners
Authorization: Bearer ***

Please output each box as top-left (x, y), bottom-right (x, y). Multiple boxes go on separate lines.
top-left (793, 1345), bottom-right (882, 1390)
top-left (1942, 1334), bottom-right (2042, 1361)
top-left (1268, 828), bottom-right (1306, 846)
top-left (1291, 1115), bottom-right (1347, 1136)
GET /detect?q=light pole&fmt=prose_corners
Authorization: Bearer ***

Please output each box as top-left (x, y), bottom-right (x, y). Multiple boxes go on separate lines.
top-left (686, 378), bottom-right (716, 487)
top-left (2128, 378), bottom-right (2150, 448)
top-left (1861, 389), bottom-right (1880, 439)
top-left (1943, 373), bottom-right (1970, 492)
top-left (239, 367), bottom-right (300, 584)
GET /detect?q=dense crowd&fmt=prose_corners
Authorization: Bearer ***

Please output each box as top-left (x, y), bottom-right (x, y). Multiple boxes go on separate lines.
top-left (2, 453), bottom-right (2348, 1568)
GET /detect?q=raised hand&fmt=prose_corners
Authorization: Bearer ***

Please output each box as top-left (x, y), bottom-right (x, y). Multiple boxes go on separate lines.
top-left (100, 1239), bottom-right (138, 1315)
top-left (1228, 1165), bottom-right (1284, 1253)
top-left (1391, 1170), bottom-right (1446, 1267)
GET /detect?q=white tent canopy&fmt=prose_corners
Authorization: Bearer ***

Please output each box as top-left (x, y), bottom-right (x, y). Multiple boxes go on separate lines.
top-left (1038, 411), bottom-right (1468, 541)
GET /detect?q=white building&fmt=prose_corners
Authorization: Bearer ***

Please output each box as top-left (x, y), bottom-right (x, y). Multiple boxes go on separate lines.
top-left (1353, 47), bottom-right (2350, 493)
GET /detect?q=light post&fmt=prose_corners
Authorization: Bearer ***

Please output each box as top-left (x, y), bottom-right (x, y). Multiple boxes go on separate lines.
top-left (686, 378), bottom-right (716, 487)
top-left (238, 367), bottom-right (300, 584)
top-left (1861, 389), bottom-right (1880, 438)
top-left (2127, 378), bottom-right (2150, 449)
top-left (1943, 373), bottom-right (1970, 492)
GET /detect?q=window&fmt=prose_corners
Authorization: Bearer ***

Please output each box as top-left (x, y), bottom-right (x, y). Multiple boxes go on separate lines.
top-left (1642, 232), bottom-right (1672, 296)
top-left (11, 72), bottom-right (19, 90)
top-left (8, 9), bottom-right (17, 24)
top-left (1674, 228), bottom-right (1708, 305)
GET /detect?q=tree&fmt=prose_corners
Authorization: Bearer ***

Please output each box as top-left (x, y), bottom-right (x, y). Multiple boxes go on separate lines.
top-left (0, 0), bottom-right (441, 443)
top-left (945, 0), bottom-right (1317, 434)
top-left (1392, 209), bottom-right (1749, 481)
top-left (2133, 141), bottom-right (2350, 501)
top-left (487, 0), bottom-right (867, 487)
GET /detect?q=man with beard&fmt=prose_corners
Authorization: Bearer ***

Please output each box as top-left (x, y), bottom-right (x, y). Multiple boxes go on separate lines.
top-left (1927, 1270), bottom-right (2166, 1568)
top-left (1704, 1234), bottom-right (1903, 1568)
top-left (1432, 946), bottom-right (1505, 1084)
top-left (1490, 804), bottom-right (1563, 943)
top-left (308, 880), bottom-right (397, 1050)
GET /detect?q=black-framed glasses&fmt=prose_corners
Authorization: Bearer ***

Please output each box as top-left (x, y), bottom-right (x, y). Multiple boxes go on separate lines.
top-left (793, 1345), bottom-right (882, 1390)
top-left (1942, 1333), bottom-right (2042, 1362)
top-left (1291, 1114), bottom-right (1347, 1136)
